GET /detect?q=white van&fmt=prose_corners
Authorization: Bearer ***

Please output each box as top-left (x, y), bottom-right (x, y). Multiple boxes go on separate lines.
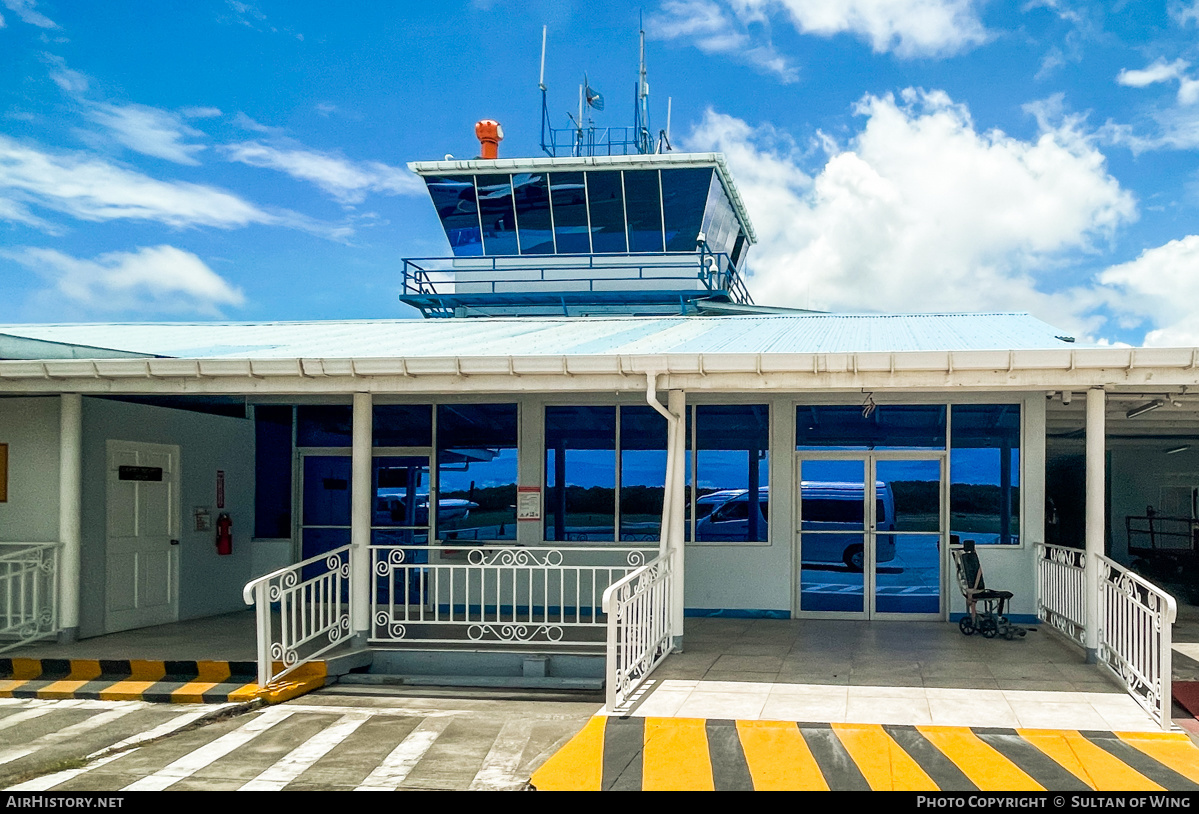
top-left (693, 482), bottom-right (897, 571)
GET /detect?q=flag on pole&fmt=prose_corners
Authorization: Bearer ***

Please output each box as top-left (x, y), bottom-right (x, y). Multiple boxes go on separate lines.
top-left (584, 74), bottom-right (604, 111)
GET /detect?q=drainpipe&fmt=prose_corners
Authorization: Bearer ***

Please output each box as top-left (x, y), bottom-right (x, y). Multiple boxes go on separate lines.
top-left (1084, 387), bottom-right (1105, 663)
top-left (351, 393), bottom-right (372, 646)
top-left (646, 372), bottom-right (686, 651)
top-left (57, 393), bottom-right (82, 643)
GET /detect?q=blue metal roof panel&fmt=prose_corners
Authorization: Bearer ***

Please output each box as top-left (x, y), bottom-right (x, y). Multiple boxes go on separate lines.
top-left (0, 313), bottom-right (1076, 360)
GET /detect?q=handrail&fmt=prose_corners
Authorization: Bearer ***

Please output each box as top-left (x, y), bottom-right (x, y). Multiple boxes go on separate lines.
top-left (243, 544), bottom-right (354, 687)
top-left (0, 542), bottom-right (59, 654)
top-left (400, 252), bottom-right (753, 306)
top-left (602, 553), bottom-right (673, 713)
top-left (1098, 554), bottom-right (1177, 730)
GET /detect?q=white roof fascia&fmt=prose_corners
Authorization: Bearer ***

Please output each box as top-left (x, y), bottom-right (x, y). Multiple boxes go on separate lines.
top-left (408, 151), bottom-right (757, 245)
top-left (5, 347), bottom-right (1199, 394)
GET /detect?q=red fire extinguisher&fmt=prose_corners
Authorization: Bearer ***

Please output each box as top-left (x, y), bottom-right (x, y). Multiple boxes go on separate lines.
top-left (216, 513), bottom-right (233, 556)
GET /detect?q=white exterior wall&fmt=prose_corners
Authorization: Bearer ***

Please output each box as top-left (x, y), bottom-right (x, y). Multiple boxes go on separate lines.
top-left (79, 398), bottom-right (255, 637)
top-left (0, 397), bottom-right (61, 544)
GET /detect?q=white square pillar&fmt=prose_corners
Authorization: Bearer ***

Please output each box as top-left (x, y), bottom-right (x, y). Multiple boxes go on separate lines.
top-left (1085, 386), bottom-right (1105, 662)
top-left (352, 393), bottom-right (372, 640)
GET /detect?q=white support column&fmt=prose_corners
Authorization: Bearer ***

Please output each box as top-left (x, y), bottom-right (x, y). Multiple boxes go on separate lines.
top-left (351, 393), bottom-right (372, 642)
top-left (1084, 387), bottom-right (1105, 663)
top-left (667, 389), bottom-right (686, 651)
top-left (57, 393), bottom-right (82, 643)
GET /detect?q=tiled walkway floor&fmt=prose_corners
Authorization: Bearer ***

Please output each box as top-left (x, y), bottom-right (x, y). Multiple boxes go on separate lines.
top-left (614, 618), bottom-right (1164, 732)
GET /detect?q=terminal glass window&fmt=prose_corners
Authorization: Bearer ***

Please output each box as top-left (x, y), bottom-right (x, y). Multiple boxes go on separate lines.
top-left (514, 173), bottom-right (554, 255)
top-left (950, 405), bottom-right (1020, 546)
top-left (549, 172), bottom-right (590, 254)
top-left (476, 174), bottom-right (519, 255)
top-left (796, 405), bottom-right (947, 450)
top-left (254, 405), bottom-right (292, 538)
top-left (373, 405), bottom-right (432, 447)
top-left (690, 405), bottom-right (770, 543)
top-left (297, 405), bottom-right (352, 446)
top-left (661, 168), bottom-right (713, 251)
top-left (624, 170), bottom-right (665, 253)
top-left (425, 176), bottom-right (482, 257)
top-left (585, 171), bottom-right (628, 253)
top-left (437, 404), bottom-right (518, 541)
top-left (545, 406), bottom-right (617, 541)
top-left (620, 406), bottom-right (668, 542)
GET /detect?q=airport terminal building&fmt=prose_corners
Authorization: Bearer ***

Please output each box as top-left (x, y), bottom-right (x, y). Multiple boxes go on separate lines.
top-left (0, 139), bottom-right (1192, 724)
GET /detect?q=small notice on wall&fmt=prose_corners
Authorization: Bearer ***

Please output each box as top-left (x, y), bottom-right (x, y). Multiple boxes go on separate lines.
top-left (517, 486), bottom-right (541, 521)
top-left (216, 470), bottom-right (225, 509)
top-left (0, 443), bottom-right (7, 503)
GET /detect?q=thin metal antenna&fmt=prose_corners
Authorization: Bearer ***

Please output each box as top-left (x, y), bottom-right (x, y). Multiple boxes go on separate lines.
top-left (666, 97), bottom-right (672, 141)
top-left (538, 25), bottom-right (547, 90)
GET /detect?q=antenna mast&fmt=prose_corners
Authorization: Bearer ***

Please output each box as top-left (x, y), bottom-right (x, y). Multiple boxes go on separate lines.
top-left (635, 19), bottom-right (652, 154)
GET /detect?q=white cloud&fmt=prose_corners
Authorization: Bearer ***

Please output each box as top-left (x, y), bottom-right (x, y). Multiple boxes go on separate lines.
top-left (1, 0), bottom-right (56, 28)
top-left (1170, 0), bottom-right (1199, 26)
top-left (686, 91), bottom-right (1135, 332)
top-left (43, 54), bottom-right (88, 95)
top-left (771, 0), bottom-right (987, 57)
top-left (7, 245), bottom-right (245, 316)
top-left (1097, 236), bottom-right (1199, 346)
top-left (222, 140), bottom-right (423, 205)
top-left (649, 0), bottom-right (799, 83)
top-left (1118, 58), bottom-right (1190, 88)
top-left (0, 135), bottom-right (281, 229)
top-left (1117, 58), bottom-right (1199, 106)
top-left (86, 103), bottom-right (208, 165)
top-left (654, 0), bottom-right (988, 64)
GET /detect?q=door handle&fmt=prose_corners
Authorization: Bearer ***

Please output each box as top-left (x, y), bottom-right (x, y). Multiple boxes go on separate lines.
top-left (170, 539), bottom-right (180, 546)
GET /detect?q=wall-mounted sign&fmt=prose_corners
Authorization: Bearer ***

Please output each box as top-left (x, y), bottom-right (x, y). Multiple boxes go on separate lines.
top-left (0, 443), bottom-right (7, 503)
top-left (216, 470), bottom-right (225, 509)
top-left (118, 465), bottom-right (163, 482)
top-left (194, 506), bottom-right (212, 532)
top-left (517, 486), bottom-right (541, 521)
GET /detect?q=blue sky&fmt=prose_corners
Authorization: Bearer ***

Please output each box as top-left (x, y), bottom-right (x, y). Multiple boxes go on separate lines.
top-left (3, 1), bottom-right (1199, 346)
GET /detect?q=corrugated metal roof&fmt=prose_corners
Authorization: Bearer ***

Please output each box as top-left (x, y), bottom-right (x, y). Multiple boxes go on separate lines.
top-left (0, 313), bottom-right (1077, 361)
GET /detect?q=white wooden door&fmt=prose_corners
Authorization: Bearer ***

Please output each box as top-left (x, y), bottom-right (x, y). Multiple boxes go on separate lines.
top-left (105, 440), bottom-right (180, 633)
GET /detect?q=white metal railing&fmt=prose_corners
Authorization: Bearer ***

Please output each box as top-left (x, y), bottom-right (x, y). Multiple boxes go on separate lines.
top-left (242, 544), bottom-right (354, 687)
top-left (369, 545), bottom-right (655, 647)
top-left (602, 553), bottom-right (673, 713)
top-left (0, 543), bottom-right (58, 654)
top-left (1098, 555), bottom-right (1177, 730)
top-left (1036, 543), bottom-right (1086, 647)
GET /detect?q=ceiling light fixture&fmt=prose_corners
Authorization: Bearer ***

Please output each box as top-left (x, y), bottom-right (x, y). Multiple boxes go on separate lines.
top-left (1126, 400), bottom-right (1165, 419)
top-left (1165, 445), bottom-right (1190, 455)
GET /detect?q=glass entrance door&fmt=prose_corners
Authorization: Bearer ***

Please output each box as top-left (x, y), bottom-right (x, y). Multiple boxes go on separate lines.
top-left (797, 455), bottom-right (944, 618)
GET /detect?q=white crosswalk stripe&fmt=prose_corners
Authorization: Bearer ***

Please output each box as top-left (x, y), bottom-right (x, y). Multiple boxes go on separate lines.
top-left (121, 706), bottom-right (296, 791)
top-left (240, 712), bottom-right (370, 791)
top-left (0, 698), bottom-right (589, 792)
top-left (469, 719), bottom-right (534, 791)
top-left (0, 701), bottom-right (147, 767)
top-left (354, 717), bottom-right (452, 791)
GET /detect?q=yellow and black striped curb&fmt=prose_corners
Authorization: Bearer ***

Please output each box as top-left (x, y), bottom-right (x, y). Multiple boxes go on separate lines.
top-left (0, 658), bottom-right (325, 704)
top-left (531, 716), bottom-right (1199, 791)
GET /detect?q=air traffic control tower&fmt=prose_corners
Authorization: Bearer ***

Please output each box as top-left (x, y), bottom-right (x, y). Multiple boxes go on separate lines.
top-left (401, 123), bottom-right (761, 319)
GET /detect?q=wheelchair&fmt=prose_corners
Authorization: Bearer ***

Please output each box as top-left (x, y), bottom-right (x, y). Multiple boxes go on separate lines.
top-left (951, 540), bottom-right (1027, 640)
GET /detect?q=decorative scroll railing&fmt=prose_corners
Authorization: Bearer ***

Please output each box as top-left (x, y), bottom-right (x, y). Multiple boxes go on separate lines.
top-left (0, 543), bottom-right (58, 654)
top-left (242, 545), bottom-right (353, 687)
top-left (602, 554), bottom-right (673, 713)
top-left (1036, 543), bottom-right (1086, 648)
top-left (1098, 555), bottom-right (1177, 731)
top-left (369, 545), bottom-right (656, 647)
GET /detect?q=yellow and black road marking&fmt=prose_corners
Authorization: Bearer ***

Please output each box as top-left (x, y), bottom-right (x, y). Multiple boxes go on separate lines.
top-left (0, 658), bottom-right (325, 704)
top-left (531, 716), bottom-right (1199, 791)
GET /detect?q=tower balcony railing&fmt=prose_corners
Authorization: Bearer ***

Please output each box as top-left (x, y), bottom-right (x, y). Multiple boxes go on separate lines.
top-left (401, 251), bottom-right (753, 310)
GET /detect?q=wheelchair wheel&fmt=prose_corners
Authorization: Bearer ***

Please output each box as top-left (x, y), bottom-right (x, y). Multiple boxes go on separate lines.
top-left (979, 618), bottom-right (998, 638)
top-left (958, 616), bottom-right (975, 636)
